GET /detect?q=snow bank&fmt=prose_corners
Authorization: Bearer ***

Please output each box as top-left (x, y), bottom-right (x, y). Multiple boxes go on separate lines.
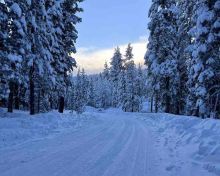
top-left (138, 113), bottom-right (220, 175)
top-left (0, 108), bottom-right (95, 149)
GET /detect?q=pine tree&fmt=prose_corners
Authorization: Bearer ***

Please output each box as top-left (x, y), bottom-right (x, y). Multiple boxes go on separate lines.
top-left (71, 69), bottom-right (88, 114)
top-left (173, 0), bottom-right (196, 115)
top-left (118, 69), bottom-right (126, 106)
top-left (0, 1), bottom-right (9, 106)
top-left (4, 1), bottom-right (28, 112)
top-left (48, 0), bottom-right (82, 113)
top-left (0, 0), bottom-right (83, 114)
top-left (109, 47), bottom-right (123, 107)
top-left (87, 78), bottom-right (96, 107)
top-left (188, 0), bottom-right (220, 118)
top-left (95, 75), bottom-right (112, 109)
top-left (136, 64), bottom-right (145, 100)
top-left (145, 0), bottom-right (179, 113)
top-left (122, 61), bottom-right (142, 112)
top-left (124, 43), bottom-right (133, 62)
top-left (103, 61), bottom-right (110, 80)
top-left (122, 44), bottom-right (142, 112)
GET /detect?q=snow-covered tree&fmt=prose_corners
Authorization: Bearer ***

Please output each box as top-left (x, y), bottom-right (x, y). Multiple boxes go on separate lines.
top-left (136, 64), bottom-right (145, 99)
top-left (94, 76), bottom-right (112, 109)
top-left (46, 0), bottom-right (82, 114)
top-left (118, 69), bottom-right (126, 106)
top-left (122, 61), bottom-right (142, 112)
top-left (103, 61), bottom-right (110, 80)
top-left (0, 0), bottom-right (83, 114)
top-left (87, 78), bottom-right (96, 107)
top-left (71, 69), bottom-right (88, 114)
top-left (109, 47), bottom-right (123, 107)
top-left (145, 0), bottom-right (180, 113)
top-left (122, 44), bottom-right (142, 112)
top-left (0, 1), bottom-right (9, 105)
top-left (3, 1), bottom-right (28, 112)
top-left (187, 0), bottom-right (220, 118)
top-left (124, 43), bottom-right (133, 63)
top-left (172, 0), bottom-right (197, 114)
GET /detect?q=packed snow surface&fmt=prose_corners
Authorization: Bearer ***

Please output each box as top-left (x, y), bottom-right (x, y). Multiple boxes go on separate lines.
top-left (0, 108), bottom-right (220, 176)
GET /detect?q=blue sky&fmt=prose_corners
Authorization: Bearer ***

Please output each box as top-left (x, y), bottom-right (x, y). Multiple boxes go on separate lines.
top-left (74, 0), bottom-right (151, 74)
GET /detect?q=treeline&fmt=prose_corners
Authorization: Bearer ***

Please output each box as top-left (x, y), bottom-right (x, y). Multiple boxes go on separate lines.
top-left (145, 0), bottom-right (220, 118)
top-left (0, 0), bottom-right (83, 114)
top-left (68, 44), bottom-right (146, 114)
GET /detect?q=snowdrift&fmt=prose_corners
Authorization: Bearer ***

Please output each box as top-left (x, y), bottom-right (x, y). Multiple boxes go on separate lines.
top-left (139, 113), bottom-right (220, 175)
top-left (0, 108), bottom-right (95, 149)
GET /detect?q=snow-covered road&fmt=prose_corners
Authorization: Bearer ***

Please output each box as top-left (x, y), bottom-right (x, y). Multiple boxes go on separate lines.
top-left (0, 111), bottom-right (219, 176)
top-left (0, 112), bottom-right (158, 176)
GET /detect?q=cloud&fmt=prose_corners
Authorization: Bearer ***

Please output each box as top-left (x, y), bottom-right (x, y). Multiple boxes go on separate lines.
top-left (72, 38), bottom-right (147, 75)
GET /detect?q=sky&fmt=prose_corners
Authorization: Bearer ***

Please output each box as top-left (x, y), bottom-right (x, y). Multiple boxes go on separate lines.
top-left (74, 0), bottom-right (152, 74)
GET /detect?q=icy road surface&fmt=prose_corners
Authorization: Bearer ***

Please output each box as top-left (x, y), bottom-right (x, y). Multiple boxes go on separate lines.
top-left (0, 110), bottom-right (219, 176)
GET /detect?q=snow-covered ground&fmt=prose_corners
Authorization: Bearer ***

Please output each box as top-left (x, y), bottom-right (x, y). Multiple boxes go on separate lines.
top-left (138, 113), bottom-right (220, 176)
top-left (0, 108), bottom-right (98, 149)
top-left (0, 108), bottom-right (220, 176)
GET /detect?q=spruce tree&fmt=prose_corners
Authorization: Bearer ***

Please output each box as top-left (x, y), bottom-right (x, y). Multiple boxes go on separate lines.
top-left (103, 61), bottom-right (110, 80)
top-left (4, 1), bottom-right (28, 112)
top-left (145, 0), bottom-right (179, 113)
top-left (173, 0), bottom-right (196, 115)
top-left (71, 69), bottom-right (88, 114)
top-left (87, 78), bottom-right (96, 107)
top-left (0, 2), bottom-right (9, 105)
top-left (188, 0), bottom-right (220, 118)
top-left (0, 1), bottom-right (9, 105)
top-left (95, 75), bottom-right (112, 109)
top-left (122, 44), bottom-right (142, 112)
top-left (109, 47), bottom-right (123, 107)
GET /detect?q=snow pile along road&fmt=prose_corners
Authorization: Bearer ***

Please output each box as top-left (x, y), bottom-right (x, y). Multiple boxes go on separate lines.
top-left (0, 108), bottom-right (96, 149)
top-left (138, 113), bottom-right (220, 176)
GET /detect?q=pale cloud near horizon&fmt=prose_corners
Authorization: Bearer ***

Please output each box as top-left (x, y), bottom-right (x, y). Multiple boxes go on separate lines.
top-left (72, 37), bottom-right (148, 75)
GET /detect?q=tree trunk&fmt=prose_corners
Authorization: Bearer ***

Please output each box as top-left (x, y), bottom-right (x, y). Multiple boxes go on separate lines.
top-left (214, 94), bottom-right (219, 113)
top-left (155, 92), bottom-right (158, 113)
top-left (194, 107), bottom-right (200, 117)
top-left (165, 77), bottom-right (171, 113)
top-left (150, 95), bottom-right (153, 113)
top-left (14, 83), bottom-right (19, 110)
top-left (58, 96), bottom-right (64, 113)
top-left (214, 94), bottom-right (219, 119)
top-left (37, 89), bottom-right (40, 113)
top-left (175, 102), bottom-right (180, 115)
top-left (7, 82), bottom-right (14, 113)
top-left (49, 96), bottom-right (53, 109)
top-left (29, 67), bottom-right (35, 115)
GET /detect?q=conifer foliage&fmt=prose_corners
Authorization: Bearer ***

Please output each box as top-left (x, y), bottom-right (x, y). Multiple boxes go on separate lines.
top-left (65, 44), bottom-right (146, 113)
top-left (146, 0), bottom-right (220, 118)
top-left (0, 0), bottom-right (83, 114)
top-left (83, 44), bottom-right (146, 112)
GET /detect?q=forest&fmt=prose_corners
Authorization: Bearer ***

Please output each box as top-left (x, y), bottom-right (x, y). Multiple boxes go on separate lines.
top-left (0, 0), bottom-right (219, 118)
top-left (1, 1), bottom-right (220, 176)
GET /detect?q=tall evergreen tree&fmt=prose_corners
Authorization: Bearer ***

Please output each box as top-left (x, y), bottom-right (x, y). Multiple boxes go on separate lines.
top-left (173, 0), bottom-right (196, 115)
top-left (87, 78), bottom-right (96, 107)
top-left (103, 61), bottom-right (110, 80)
top-left (71, 69), bottom-right (88, 114)
top-left (0, 1), bottom-right (9, 105)
top-left (136, 64), bottom-right (145, 99)
top-left (4, 1), bottom-right (28, 112)
top-left (95, 76), bottom-right (112, 109)
top-left (122, 44), bottom-right (142, 112)
top-left (188, 0), bottom-right (220, 118)
top-left (145, 0), bottom-right (179, 113)
top-left (109, 47), bottom-right (123, 107)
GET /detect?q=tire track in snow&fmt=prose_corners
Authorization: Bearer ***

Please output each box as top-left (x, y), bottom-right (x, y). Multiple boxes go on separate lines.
top-left (0, 118), bottom-right (121, 176)
top-left (1, 112), bottom-right (163, 176)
